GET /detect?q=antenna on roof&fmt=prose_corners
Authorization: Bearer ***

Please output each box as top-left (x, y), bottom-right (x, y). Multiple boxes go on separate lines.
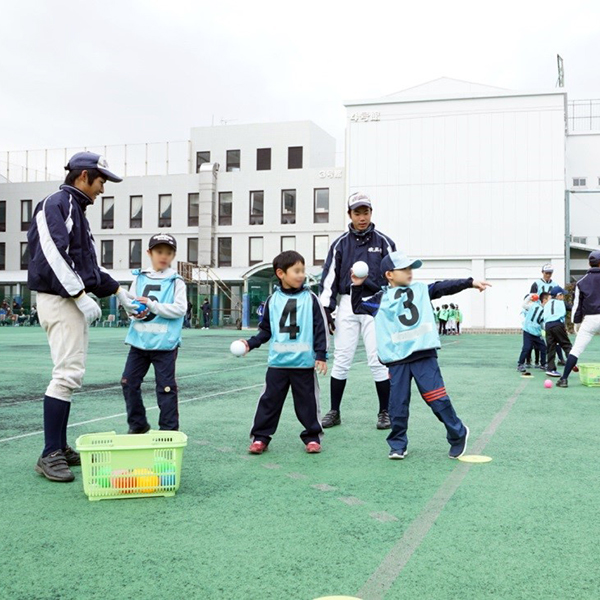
top-left (556, 55), bottom-right (564, 88)
top-left (220, 118), bottom-right (238, 125)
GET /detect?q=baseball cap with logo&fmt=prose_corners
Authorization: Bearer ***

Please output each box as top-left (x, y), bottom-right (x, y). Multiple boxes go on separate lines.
top-left (148, 233), bottom-right (177, 251)
top-left (542, 263), bottom-right (554, 273)
top-left (347, 192), bottom-right (372, 211)
top-left (550, 285), bottom-right (566, 297)
top-left (380, 251), bottom-right (423, 277)
top-left (589, 250), bottom-right (600, 267)
top-left (65, 152), bottom-right (123, 183)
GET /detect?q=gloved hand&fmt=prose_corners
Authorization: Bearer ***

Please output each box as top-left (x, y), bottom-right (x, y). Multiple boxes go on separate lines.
top-left (74, 293), bottom-right (102, 325)
top-left (116, 287), bottom-right (138, 314)
top-left (325, 308), bottom-right (335, 335)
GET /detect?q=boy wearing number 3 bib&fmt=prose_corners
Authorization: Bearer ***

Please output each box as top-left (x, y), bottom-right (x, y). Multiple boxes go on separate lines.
top-left (351, 251), bottom-right (491, 460)
top-left (238, 251), bottom-right (328, 455)
top-left (122, 234), bottom-right (187, 433)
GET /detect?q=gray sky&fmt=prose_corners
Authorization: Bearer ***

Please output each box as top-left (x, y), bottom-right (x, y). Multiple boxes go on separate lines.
top-left (1, 0), bottom-right (599, 153)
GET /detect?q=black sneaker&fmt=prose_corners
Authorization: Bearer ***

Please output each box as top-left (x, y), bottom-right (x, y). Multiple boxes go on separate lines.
top-left (128, 423), bottom-right (151, 434)
top-left (321, 410), bottom-right (341, 428)
top-left (525, 363), bottom-right (532, 369)
top-left (376, 410), bottom-right (391, 430)
top-left (556, 379), bottom-right (568, 388)
top-left (63, 445), bottom-right (81, 466)
top-left (449, 426), bottom-right (469, 459)
top-left (517, 364), bottom-right (526, 373)
top-left (34, 451), bottom-right (75, 482)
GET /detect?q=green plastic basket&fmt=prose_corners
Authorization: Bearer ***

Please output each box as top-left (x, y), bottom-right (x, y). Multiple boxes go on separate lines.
top-left (578, 364), bottom-right (600, 387)
top-left (76, 431), bottom-right (187, 501)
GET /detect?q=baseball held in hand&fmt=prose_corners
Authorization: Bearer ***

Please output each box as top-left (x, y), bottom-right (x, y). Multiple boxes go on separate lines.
top-left (230, 340), bottom-right (247, 357)
top-left (132, 300), bottom-right (147, 314)
top-left (352, 261), bottom-right (369, 279)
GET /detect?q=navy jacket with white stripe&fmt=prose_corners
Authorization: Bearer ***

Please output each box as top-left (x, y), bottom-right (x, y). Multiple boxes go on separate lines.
top-left (572, 267), bottom-right (600, 324)
top-left (27, 185), bottom-right (120, 298)
top-left (319, 223), bottom-right (396, 312)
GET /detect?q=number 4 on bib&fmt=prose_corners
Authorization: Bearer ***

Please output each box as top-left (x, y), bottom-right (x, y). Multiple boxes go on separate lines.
top-left (279, 299), bottom-right (300, 339)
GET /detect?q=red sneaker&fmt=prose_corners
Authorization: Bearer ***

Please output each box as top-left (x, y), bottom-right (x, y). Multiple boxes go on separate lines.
top-left (248, 441), bottom-right (267, 454)
top-left (305, 441), bottom-right (321, 454)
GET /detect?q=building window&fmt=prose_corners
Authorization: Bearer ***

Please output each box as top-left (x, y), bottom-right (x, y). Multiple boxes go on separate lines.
top-left (313, 235), bottom-right (329, 266)
top-left (21, 199), bottom-right (32, 231)
top-left (129, 239), bottom-right (142, 269)
top-left (314, 188), bottom-right (329, 223)
top-left (188, 237), bottom-right (198, 264)
top-left (249, 237), bottom-right (263, 266)
top-left (101, 240), bottom-right (114, 269)
top-left (281, 236), bottom-right (296, 252)
top-left (288, 146), bottom-right (303, 169)
top-left (159, 194), bottom-right (172, 227)
top-left (218, 237), bottom-right (232, 267)
top-left (130, 195), bottom-right (143, 229)
top-left (281, 190), bottom-right (296, 225)
top-left (573, 177), bottom-right (587, 187)
top-left (0, 201), bottom-right (6, 232)
top-left (257, 148), bottom-right (271, 171)
top-left (572, 236), bottom-right (587, 244)
top-left (20, 242), bottom-right (30, 270)
top-left (196, 151), bottom-right (210, 172)
top-left (219, 192), bottom-right (233, 226)
top-left (188, 193), bottom-right (199, 227)
top-left (249, 191), bottom-right (264, 225)
top-left (102, 196), bottom-right (114, 229)
top-left (226, 149), bottom-right (240, 172)
top-left (0, 242), bottom-right (5, 270)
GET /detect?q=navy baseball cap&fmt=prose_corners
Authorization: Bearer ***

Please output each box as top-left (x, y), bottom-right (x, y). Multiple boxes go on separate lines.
top-left (148, 233), bottom-right (177, 250)
top-left (550, 285), bottom-right (566, 297)
top-left (381, 251), bottom-right (422, 277)
top-left (65, 152), bottom-right (123, 183)
top-left (348, 192), bottom-right (372, 211)
top-left (589, 251), bottom-right (600, 266)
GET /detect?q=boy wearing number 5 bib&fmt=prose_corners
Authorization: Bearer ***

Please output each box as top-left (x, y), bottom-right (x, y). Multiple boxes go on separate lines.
top-left (122, 234), bottom-right (187, 433)
top-left (351, 252), bottom-right (491, 460)
top-left (237, 251), bottom-right (328, 455)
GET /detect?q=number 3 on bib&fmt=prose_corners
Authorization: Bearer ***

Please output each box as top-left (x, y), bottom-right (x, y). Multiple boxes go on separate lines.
top-left (395, 287), bottom-right (419, 327)
top-left (279, 299), bottom-right (300, 339)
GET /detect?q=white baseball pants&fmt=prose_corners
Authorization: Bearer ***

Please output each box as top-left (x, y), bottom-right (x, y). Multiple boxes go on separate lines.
top-left (571, 314), bottom-right (600, 358)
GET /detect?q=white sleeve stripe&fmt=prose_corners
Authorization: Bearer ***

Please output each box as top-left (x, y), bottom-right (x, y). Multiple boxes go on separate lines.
top-left (319, 232), bottom-right (348, 308)
top-left (572, 284), bottom-right (581, 319)
top-left (36, 200), bottom-right (84, 296)
top-left (377, 231), bottom-right (395, 253)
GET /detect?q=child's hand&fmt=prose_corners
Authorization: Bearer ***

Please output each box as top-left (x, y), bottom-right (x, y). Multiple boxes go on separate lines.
top-left (242, 340), bottom-right (250, 353)
top-left (350, 270), bottom-right (367, 286)
top-left (315, 360), bottom-right (327, 375)
top-left (133, 296), bottom-right (150, 319)
top-left (472, 280), bottom-right (492, 292)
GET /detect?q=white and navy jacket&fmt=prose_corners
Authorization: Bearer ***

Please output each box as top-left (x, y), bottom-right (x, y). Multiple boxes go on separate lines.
top-left (27, 185), bottom-right (119, 298)
top-left (572, 267), bottom-right (600, 324)
top-left (319, 223), bottom-right (396, 313)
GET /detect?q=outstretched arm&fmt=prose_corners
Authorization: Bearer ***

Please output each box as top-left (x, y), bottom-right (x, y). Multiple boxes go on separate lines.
top-left (428, 278), bottom-right (491, 300)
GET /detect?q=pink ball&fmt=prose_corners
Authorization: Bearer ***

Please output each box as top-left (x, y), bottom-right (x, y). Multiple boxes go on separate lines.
top-left (544, 379), bottom-right (553, 389)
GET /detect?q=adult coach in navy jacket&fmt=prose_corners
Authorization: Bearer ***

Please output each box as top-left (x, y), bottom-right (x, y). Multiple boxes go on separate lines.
top-left (28, 152), bottom-right (138, 482)
top-left (319, 192), bottom-right (396, 430)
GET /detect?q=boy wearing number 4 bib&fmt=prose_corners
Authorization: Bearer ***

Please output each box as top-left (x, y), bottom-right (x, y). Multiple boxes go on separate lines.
top-left (121, 234), bottom-right (187, 433)
top-left (237, 251), bottom-right (328, 455)
top-left (351, 252), bottom-right (491, 460)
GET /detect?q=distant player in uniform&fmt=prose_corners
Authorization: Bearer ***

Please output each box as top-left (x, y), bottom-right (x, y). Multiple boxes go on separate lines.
top-left (543, 286), bottom-right (573, 378)
top-left (319, 193), bottom-right (396, 430)
top-left (438, 305), bottom-right (449, 335)
top-left (517, 293), bottom-right (548, 372)
top-left (121, 234), bottom-right (186, 433)
top-left (27, 152), bottom-right (138, 482)
top-left (239, 251), bottom-right (328, 454)
top-left (557, 251), bottom-right (600, 387)
top-left (351, 251), bottom-right (491, 459)
top-left (455, 305), bottom-right (462, 335)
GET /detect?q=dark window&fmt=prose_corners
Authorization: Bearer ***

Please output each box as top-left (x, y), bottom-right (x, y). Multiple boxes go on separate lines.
top-left (0, 243), bottom-right (5, 270)
top-left (249, 191), bottom-right (264, 225)
top-left (159, 194), bottom-right (172, 228)
top-left (313, 235), bottom-right (329, 266)
top-left (226, 150), bottom-right (240, 172)
top-left (314, 188), bottom-right (329, 223)
top-left (281, 190), bottom-right (296, 224)
top-left (288, 146), bottom-right (303, 169)
top-left (188, 193), bottom-right (199, 227)
top-left (196, 151), bottom-right (210, 172)
top-left (0, 201), bottom-right (6, 232)
top-left (101, 240), bottom-right (114, 269)
top-left (257, 148), bottom-right (271, 171)
top-left (130, 195), bottom-right (143, 229)
top-left (129, 239), bottom-right (142, 269)
top-left (281, 236), bottom-right (295, 252)
top-left (102, 196), bottom-right (114, 229)
top-left (21, 200), bottom-right (32, 231)
top-left (219, 192), bottom-right (232, 226)
top-left (249, 237), bottom-right (263, 266)
top-left (218, 237), bottom-right (232, 267)
top-left (20, 242), bottom-right (30, 270)
top-left (188, 237), bottom-right (198, 264)
top-left (573, 177), bottom-right (586, 187)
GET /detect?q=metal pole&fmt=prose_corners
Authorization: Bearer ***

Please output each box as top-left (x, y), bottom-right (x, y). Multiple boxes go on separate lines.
top-left (565, 190), bottom-right (571, 284)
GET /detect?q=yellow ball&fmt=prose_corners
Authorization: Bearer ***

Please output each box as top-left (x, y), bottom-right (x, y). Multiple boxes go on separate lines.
top-left (132, 468), bottom-right (159, 493)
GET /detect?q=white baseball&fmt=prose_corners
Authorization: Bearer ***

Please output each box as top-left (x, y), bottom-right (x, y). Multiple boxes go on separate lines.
top-left (230, 340), bottom-right (247, 357)
top-left (352, 261), bottom-right (369, 278)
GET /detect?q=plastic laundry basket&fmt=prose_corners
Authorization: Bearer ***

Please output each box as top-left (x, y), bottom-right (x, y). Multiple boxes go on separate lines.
top-left (76, 431), bottom-right (187, 501)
